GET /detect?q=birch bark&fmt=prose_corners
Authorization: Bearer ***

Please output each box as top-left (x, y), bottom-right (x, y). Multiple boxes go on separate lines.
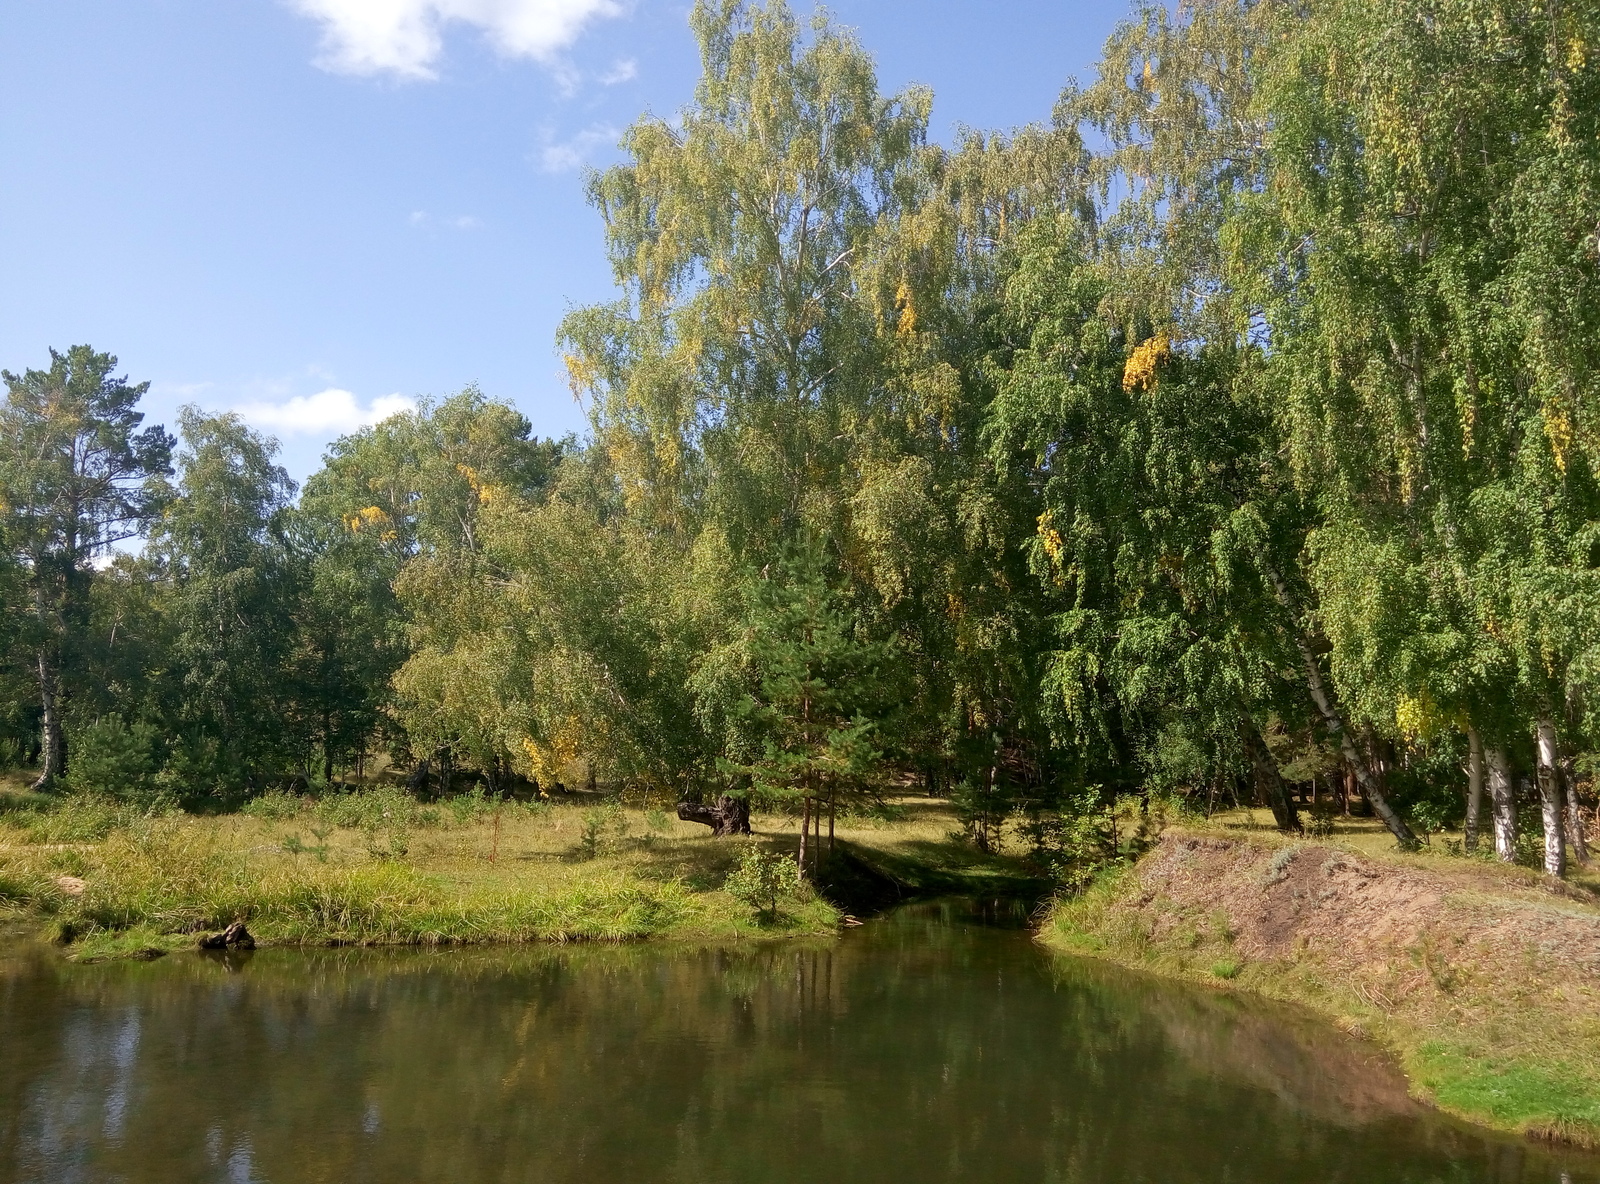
top-left (1486, 746), bottom-right (1516, 862)
top-left (1536, 719), bottom-right (1566, 878)
top-left (1464, 727), bottom-right (1485, 853)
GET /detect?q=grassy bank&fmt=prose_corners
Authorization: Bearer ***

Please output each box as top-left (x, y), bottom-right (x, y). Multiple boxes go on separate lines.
top-left (1043, 818), bottom-right (1600, 1148)
top-left (0, 786), bottom-right (842, 959)
top-left (0, 781), bottom-right (1038, 961)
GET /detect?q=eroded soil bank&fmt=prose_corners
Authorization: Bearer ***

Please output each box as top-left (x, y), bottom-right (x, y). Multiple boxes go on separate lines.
top-left (1045, 831), bottom-right (1600, 1147)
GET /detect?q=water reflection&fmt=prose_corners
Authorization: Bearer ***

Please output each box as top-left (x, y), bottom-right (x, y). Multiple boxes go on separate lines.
top-left (0, 900), bottom-right (1593, 1184)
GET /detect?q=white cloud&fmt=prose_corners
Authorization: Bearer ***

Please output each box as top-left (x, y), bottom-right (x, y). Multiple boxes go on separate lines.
top-left (234, 389), bottom-right (416, 435)
top-left (288, 0), bottom-right (623, 80)
top-left (599, 57), bottom-right (636, 84)
top-left (538, 123), bottom-right (618, 172)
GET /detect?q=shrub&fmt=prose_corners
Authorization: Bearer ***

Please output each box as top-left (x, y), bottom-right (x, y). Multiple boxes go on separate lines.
top-left (63, 715), bottom-right (162, 806)
top-left (448, 786), bottom-right (493, 827)
top-left (315, 785), bottom-right (422, 832)
top-left (1262, 845), bottom-right (1299, 886)
top-left (723, 845), bottom-right (803, 919)
top-left (574, 804), bottom-right (629, 860)
top-left (1025, 791), bottom-right (1155, 894)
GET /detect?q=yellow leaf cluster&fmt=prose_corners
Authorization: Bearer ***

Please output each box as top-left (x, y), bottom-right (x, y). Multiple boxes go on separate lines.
top-left (1543, 402), bottom-right (1574, 475)
top-left (521, 717), bottom-right (586, 784)
top-left (895, 278), bottom-right (918, 338)
top-left (1395, 691), bottom-right (1441, 741)
top-left (1037, 512), bottom-right (1066, 576)
top-left (1122, 333), bottom-right (1171, 393)
top-left (347, 505), bottom-right (388, 532)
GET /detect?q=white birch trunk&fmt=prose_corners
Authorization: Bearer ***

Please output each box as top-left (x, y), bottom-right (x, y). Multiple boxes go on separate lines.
top-left (32, 650), bottom-right (66, 791)
top-left (1486, 746), bottom-right (1516, 862)
top-left (1561, 751), bottom-right (1589, 865)
top-left (1536, 719), bottom-right (1566, 878)
top-left (1464, 727), bottom-right (1484, 852)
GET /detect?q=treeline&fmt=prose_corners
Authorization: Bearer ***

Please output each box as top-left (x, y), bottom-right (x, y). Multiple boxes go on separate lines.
top-left (2, 0), bottom-right (1597, 874)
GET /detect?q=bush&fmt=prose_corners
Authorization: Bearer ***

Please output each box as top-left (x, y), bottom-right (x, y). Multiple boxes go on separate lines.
top-left (723, 845), bottom-right (803, 918)
top-left (315, 785), bottom-right (425, 832)
top-left (447, 786), bottom-right (493, 827)
top-left (1025, 790), bottom-right (1174, 894)
top-left (574, 804), bottom-right (629, 860)
top-left (63, 715), bottom-right (162, 805)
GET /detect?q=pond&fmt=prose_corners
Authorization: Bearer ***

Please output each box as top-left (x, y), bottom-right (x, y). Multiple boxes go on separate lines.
top-left (0, 900), bottom-right (1594, 1184)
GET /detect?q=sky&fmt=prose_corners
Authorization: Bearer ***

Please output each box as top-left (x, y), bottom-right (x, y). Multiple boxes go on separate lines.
top-left (0, 0), bottom-right (1127, 482)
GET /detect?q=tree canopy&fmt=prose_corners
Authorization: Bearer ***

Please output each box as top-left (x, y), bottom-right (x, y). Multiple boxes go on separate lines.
top-left (2, 0), bottom-right (1595, 874)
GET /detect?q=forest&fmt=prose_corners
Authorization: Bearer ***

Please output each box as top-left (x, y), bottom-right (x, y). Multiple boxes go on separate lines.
top-left (3, 0), bottom-right (1598, 880)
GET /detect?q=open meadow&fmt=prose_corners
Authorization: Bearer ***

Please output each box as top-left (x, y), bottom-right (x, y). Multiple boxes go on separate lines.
top-left (0, 776), bottom-right (1044, 961)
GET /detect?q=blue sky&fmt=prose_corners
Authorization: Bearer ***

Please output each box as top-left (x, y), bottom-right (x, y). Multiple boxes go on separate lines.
top-left (1, 0), bottom-right (1126, 481)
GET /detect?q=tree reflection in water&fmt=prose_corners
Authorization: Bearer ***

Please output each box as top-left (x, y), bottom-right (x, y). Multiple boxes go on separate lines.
top-left (0, 902), bottom-right (1592, 1184)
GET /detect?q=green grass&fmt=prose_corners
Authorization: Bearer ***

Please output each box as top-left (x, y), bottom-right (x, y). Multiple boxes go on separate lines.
top-left (0, 792), bottom-right (844, 957)
top-left (0, 786), bottom-right (1047, 960)
top-left (1414, 1044), bottom-right (1600, 1140)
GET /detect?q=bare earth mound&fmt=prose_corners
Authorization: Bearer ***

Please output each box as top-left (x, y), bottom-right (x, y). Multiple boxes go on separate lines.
top-left (1047, 831), bottom-right (1600, 1147)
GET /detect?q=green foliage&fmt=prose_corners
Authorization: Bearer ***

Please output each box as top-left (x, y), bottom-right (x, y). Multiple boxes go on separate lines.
top-left (722, 539), bottom-right (890, 811)
top-left (0, 346), bottom-right (174, 789)
top-left (723, 844), bottom-right (805, 918)
top-left (242, 791), bottom-right (306, 822)
top-left (574, 804), bottom-right (630, 861)
top-left (315, 785), bottom-right (429, 833)
top-left (447, 787), bottom-right (496, 827)
top-left (3, 0), bottom-right (1599, 874)
top-left (62, 715), bottom-right (161, 805)
top-left (1026, 792), bottom-right (1175, 894)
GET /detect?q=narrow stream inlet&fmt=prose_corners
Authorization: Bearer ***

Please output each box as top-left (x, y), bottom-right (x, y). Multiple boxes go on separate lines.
top-left (0, 900), bottom-right (1593, 1183)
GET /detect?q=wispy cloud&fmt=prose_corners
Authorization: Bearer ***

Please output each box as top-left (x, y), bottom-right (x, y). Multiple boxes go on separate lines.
top-left (407, 210), bottom-right (483, 230)
top-left (538, 123), bottom-right (618, 172)
top-left (234, 389), bottom-right (416, 435)
top-left (287, 0), bottom-right (623, 81)
top-left (599, 57), bottom-right (636, 85)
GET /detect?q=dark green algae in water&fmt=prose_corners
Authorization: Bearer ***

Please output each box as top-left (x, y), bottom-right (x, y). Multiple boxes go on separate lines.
top-left (1, 899), bottom-right (1595, 1184)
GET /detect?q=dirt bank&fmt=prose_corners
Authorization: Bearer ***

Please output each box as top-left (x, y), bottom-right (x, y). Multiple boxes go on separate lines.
top-left (1045, 830), bottom-right (1600, 1147)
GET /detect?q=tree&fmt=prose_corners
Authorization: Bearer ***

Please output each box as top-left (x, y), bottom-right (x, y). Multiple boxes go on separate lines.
top-left (715, 540), bottom-right (890, 864)
top-left (0, 347), bottom-right (171, 788)
top-left (1227, 0), bottom-right (1600, 870)
top-left (150, 408), bottom-right (298, 797)
top-left (303, 389), bottom-right (563, 787)
top-left (560, 0), bottom-right (930, 551)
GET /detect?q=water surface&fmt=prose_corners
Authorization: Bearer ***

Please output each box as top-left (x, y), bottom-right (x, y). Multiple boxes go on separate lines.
top-left (0, 900), bottom-right (1593, 1183)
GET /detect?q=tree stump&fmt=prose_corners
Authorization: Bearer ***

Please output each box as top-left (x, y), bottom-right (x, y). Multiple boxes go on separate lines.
top-left (199, 920), bottom-right (256, 950)
top-left (677, 794), bottom-right (752, 836)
